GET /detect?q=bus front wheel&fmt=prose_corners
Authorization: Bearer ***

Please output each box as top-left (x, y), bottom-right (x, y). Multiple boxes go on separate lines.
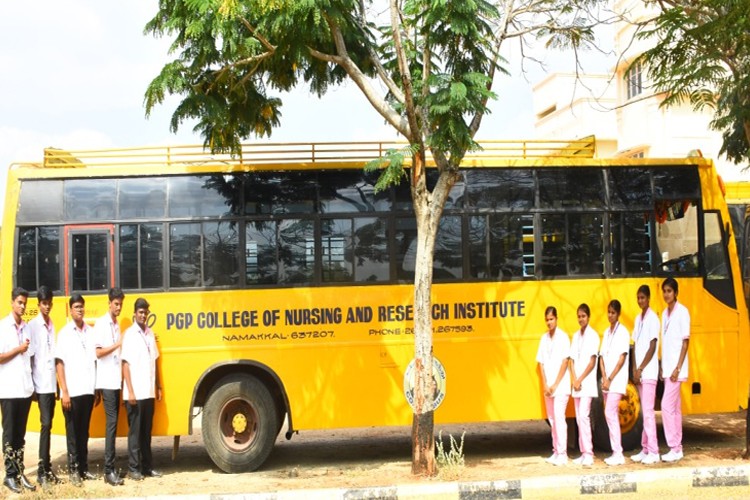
top-left (202, 374), bottom-right (279, 473)
top-left (591, 381), bottom-right (643, 452)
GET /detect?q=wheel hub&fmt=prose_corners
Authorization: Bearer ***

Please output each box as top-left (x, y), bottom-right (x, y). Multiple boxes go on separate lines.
top-left (232, 412), bottom-right (248, 434)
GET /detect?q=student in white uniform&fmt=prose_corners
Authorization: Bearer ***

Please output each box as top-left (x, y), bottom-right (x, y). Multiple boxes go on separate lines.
top-left (122, 298), bottom-right (163, 480)
top-left (29, 285), bottom-right (62, 486)
top-left (93, 287), bottom-right (125, 486)
top-left (55, 293), bottom-right (97, 487)
top-left (599, 299), bottom-right (630, 466)
top-left (536, 306), bottom-right (571, 466)
top-left (630, 285), bottom-right (660, 465)
top-left (660, 277), bottom-right (690, 463)
top-left (0, 287), bottom-right (36, 493)
top-left (568, 303), bottom-right (599, 467)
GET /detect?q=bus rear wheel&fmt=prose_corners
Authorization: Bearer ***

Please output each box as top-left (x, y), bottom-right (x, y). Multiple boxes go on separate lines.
top-left (202, 374), bottom-right (279, 473)
top-left (591, 381), bottom-right (643, 452)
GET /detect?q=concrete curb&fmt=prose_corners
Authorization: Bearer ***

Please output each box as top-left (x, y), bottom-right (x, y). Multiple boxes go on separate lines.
top-left (113, 464), bottom-right (750, 499)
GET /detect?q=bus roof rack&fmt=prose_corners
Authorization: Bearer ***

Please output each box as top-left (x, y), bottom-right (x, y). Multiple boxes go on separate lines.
top-left (42, 138), bottom-right (596, 169)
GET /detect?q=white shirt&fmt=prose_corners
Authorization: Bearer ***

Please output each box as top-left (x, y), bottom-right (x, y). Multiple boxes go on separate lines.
top-left (121, 323), bottom-right (159, 401)
top-left (0, 314), bottom-right (34, 399)
top-left (569, 326), bottom-right (600, 398)
top-left (29, 314), bottom-right (57, 394)
top-left (536, 328), bottom-right (571, 397)
top-left (661, 301), bottom-right (690, 380)
top-left (93, 313), bottom-right (122, 390)
top-left (633, 307), bottom-right (660, 381)
top-left (599, 322), bottom-right (630, 395)
top-left (55, 320), bottom-right (96, 398)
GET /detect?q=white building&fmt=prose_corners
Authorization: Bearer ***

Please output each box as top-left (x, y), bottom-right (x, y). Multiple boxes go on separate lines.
top-left (533, 0), bottom-right (747, 181)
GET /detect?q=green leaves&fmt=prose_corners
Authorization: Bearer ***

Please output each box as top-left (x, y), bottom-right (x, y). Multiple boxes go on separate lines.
top-left (635, 0), bottom-right (750, 164)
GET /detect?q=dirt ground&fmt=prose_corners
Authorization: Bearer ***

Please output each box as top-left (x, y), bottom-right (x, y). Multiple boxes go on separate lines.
top-left (5, 410), bottom-right (749, 498)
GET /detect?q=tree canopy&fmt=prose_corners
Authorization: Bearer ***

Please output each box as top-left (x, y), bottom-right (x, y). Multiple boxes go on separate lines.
top-left (634, 0), bottom-right (750, 164)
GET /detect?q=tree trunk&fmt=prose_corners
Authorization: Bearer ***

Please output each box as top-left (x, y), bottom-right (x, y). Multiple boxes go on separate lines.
top-left (409, 150), bottom-right (437, 476)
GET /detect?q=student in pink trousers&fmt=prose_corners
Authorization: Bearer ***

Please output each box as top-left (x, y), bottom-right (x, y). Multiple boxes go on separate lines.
top-left (568, 304), bottom-right (599, 467)
top-left (536, 306), bottom-right (571, 466)
top-left (660, 277), bottom-right (690, 463)
top-left (599, 299), bottom-right (630, 466)
top-left (631, 285), bottom-right (660, 465)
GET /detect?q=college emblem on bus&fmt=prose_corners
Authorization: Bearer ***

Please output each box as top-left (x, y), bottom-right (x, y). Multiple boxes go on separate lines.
top-left (403, 357), bottom-right (447, 412)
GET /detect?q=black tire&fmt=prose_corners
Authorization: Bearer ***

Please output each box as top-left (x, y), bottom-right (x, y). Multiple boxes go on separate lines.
top-left (591, 368), bottom-right (643, 452)
top-left (202, 374), bottom-right (279, 473)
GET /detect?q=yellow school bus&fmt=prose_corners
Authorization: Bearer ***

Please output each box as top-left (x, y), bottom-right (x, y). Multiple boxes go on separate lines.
top-left (3, 140), bottom-right (748, 472)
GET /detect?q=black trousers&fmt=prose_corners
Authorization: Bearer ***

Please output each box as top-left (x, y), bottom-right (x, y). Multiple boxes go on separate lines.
top-left (101, 389), bottom-right (120, 473)
top-left (63, 394), bottom-right (94, 474)
top-left (36, 393), bottom-right (56, 473)
top-left (126, 398), bottom-right (154, 474)
top-left (0, 397), bottom-right (32, 478)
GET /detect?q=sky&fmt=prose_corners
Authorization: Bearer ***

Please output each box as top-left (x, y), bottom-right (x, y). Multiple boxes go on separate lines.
top-left (0, 1), bottom-right (608, 220)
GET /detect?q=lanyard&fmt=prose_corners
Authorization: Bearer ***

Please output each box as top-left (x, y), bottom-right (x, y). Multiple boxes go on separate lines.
top-left (138, 327), bottom-right (151, 356)
top-left (45, 318), bottom-right (53, 350)
top-left (74, 324), bottom-right (87, 351)
top-left (605, 322), bottom-right (619, 355)
top-left (14, 321), bottom-right (25, 345)
top-left (110, 321), bottom-right (118, 344)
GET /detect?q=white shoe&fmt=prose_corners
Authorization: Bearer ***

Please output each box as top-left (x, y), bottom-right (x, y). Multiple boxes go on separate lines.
top-left (661, 450), bottom-right (683, 462)
top-left (581, 455), bottom-right (594, 467)
top-left (641, 453), bottom-right (661, 465)
top-left (630, 450), bottom-right (645, 462)
top-left (552, 455), bottom-right (568, 466)
top-left (545, 453), bottom-right (557, 464)
top-left (572, 455), bottom-right (584, 465)
top-left (604, 454), bottom-right (625, 466)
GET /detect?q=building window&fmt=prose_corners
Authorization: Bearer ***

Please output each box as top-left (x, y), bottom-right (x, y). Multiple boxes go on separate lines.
top-left (626, 61), bottom-right (643, 100)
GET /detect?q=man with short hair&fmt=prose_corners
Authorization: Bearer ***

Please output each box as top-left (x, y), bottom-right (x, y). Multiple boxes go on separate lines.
top-left (94, 287), bottom-right (125, 486)
top-left (55, 293), bottom-right (97, 486)
top-left (28, 285), bottom-right (62, 487)
top-left (0, 287), bottom-right (36, 493)
top-left (122, 298), bottom-right (162, 480)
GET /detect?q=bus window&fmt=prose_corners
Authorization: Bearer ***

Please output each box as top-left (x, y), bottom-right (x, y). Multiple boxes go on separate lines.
top-left (321, 218), bottom-right (353, 282)
top-left (16, 226), bottom-right (61, 292)
top-left (703, 211), bottom-right (736, 308)
top-left (468, 214), bottom-right (526, 279)
top-left (278, 219), bottom-right (315, 284)
top-left (465, 169), bottom-right (534, 211)
top-left (607, 168), bottom-right (652, 209)
top-left (538, 168), bottom-right (605, 209)
top-left (65, 179), bottom-right (116, 222)
top-left (17, 180), bottom-right (63, 223)
top-left (353, 217), bottom-right (389, 282)
top-left (655, 201), bottom-right (699, 275)
top-left (610, 212), bottom-right (651, 274)
top-left (120, 224), bottom-right (164, 290)
top-left (119, 178), bottom-right (167, 219)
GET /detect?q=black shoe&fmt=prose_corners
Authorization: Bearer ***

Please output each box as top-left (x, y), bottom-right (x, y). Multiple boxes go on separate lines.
top-left (19, 474), bottom-right (36, 491)
top-left (47, 469), bottom-right (62, 484)
top-left (69, 472), bottom-right (83, 487)
top-left (129, 470), bottom-right (145, 481)
top-left (143, 469), bottom-right (163, 478)
top-left (3, 477), bottom-right (22, 494)
top-left (80, 471), bottom-right (99, 481)
top-left (104, 471), bottom-right (124, 486)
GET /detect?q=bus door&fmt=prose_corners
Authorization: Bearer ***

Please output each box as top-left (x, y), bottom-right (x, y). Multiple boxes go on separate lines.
top-left (63, 225), bottom-right (115, 294)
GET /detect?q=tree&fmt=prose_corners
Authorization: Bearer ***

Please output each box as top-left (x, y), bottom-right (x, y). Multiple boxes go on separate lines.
top-left (145, 0), bottom-right (603, 475)
top-left (633, 0), bottom-right (750, 164)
